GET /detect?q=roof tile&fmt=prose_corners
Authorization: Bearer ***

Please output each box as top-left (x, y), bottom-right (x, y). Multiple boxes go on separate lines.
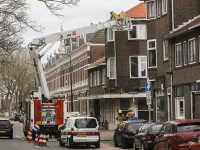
top-left (125, 2), bottom-right (146, 18)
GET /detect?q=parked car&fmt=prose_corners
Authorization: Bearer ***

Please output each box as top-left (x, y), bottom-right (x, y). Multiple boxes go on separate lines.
top-left (14, 113), bottom-right (21, 121)
top-left (154, 119), bottom-right (200, 150)
top-left (0, 118), bottom-right (14, 139)
top-left (189, 133), bottom-right (200, 150)
top-left (133, 122), bottom-right (162, 150)
top-left (113, 120), bottom-right (147, 149)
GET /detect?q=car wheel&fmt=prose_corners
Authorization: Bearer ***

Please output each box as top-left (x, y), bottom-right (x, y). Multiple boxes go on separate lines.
top-left (114, 136), bottom-right (118, 147)
top-left (95, 143), bottom-right (100, 148)
top-left (24, 131), bottom-right (27, 137)
top-left (59, 137), bottom-right (65, 146)
top-left (133, 142), bottom-right (139, 150)
top-left (9, 134), bottom-right (13, 139)
top-left (122, 138), bottom-right (127, 149)
top-left (67, 138), bottom-right (72, 148)
top-left (154, 145), bottom-right (157, 150)
top-left (168, 145), bottom-right (172, 150)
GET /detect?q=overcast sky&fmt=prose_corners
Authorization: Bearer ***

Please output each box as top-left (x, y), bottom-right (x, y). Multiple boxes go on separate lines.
top-left (24, 0), bottom-right (141, 63)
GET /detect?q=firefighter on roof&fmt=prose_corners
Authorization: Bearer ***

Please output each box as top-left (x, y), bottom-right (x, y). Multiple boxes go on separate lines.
top-left (118, 11), bottom-right (126, 26)
top-left (110, 11), bottom-right (118, 19)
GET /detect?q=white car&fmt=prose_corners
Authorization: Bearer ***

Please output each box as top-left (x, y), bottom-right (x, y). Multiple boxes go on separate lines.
top-left (59, 117), bottom-right (100, 148)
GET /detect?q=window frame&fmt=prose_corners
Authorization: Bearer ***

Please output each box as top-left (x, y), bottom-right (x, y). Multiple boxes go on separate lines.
top-left (163, 40), bottom-right (169, 61)
top-left (199, 36), bottom-right (200, 62)
top-left (183, 41), bottom-right (187, 66)
top-left (162, 0), bottom-right (168, 15)
top-left (147, 39), bottom-right (157, 68)
top-left (129, 56), bottom-right (147, 78)
top-left (188, 38), bottom-right (196, 64)
top-left (175, 43), bottom-right (182, 67)
top-left (97, 70), bottom-right (100, 85)
top-left (92, 71), bottom-right (96, 86)
top-left (128, 24), bottom-right (147, 40)
top-left (107, 28), bottom-right (114, 42)
top-left (146, 1), bottom-right (156, 19)
top-left (157, 0), bottom-right (161, 18)
top-left (175, 97), bottom-right (185, 119)
top-left (90, 73), bottom-right (92, 87)
top-left (107, 57), bottom-right (115, 80)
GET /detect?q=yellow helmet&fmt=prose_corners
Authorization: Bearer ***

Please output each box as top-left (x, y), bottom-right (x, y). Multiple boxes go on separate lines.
top-left (118, 110), bottom-right (122, 114)
top-left (110, 11), bottom-right (113, 14)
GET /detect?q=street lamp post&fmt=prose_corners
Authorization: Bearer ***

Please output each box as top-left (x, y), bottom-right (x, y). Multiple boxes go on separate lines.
top-left (66, 54), bottom-right (73, 112)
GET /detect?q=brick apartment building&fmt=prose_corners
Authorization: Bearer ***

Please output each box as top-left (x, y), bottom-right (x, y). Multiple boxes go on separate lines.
top-left (44, 26), bottom-right (105, 115)
top-left (140, 0), bottom-right (200, 122)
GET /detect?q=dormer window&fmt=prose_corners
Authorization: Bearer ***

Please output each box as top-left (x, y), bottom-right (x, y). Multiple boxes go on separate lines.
top-left (162, 0), bottom-right (167, 15)
top-left (107, 28), bottom-right (114, 42)
top-left (147, 1), bottom-right (155, 19)
top-left (71, 42), bottom-right (77, 51)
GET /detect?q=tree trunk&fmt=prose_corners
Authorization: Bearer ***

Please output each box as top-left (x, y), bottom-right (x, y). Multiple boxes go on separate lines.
top-left (9, 94), bottom-right (13, 116)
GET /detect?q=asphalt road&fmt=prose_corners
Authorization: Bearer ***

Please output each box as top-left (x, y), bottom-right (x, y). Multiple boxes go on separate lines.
top-left (0, 120), bottom-right (132, 150)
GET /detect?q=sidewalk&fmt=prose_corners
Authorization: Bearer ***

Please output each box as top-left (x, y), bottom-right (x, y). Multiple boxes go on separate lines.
top-left (100, 130), bottom-right (114, 141)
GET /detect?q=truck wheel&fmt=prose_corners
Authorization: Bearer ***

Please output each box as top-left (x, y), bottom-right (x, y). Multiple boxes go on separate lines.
top-left (9, 133), bottom-right (13, 139)
top-left (59, 137), bottom-right (65, 146)
top-left (114, 135), bottom-right (118, 147)
top-left (95, 143), bottom-right (100, 148)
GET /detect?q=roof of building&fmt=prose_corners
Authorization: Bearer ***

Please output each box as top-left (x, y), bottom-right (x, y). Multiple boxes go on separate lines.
top-left (86, 57), bottom-right (105, 71)
top-left (89, 29), bottom-right (105, 44)
top-left (163, 15), bottom-right (200, 40)
top-left (125, 2), bottom-right (146, 18)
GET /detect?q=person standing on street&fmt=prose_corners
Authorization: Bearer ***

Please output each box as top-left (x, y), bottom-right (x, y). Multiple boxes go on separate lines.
top-left (126, 108), bottom-right (133, 120)
top-left (130, 112), bottom-right (139, 120)
top-left (116, 110), bottom-right (124, 127)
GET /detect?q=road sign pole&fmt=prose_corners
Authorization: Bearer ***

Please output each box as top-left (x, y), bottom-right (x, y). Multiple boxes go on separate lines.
top-left (146, 80), bottom-right (151, 122)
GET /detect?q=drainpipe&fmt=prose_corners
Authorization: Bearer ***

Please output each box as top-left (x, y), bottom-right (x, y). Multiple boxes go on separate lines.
top-left (114, 31), bottom-right (117, 87)
top-left (171, 0), bottom-right (174, 31)
top-left (170, 41), bottom-right (173, 120)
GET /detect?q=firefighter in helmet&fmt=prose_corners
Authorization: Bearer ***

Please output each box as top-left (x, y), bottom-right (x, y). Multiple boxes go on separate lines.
top-left (126, 108), bottom-right (133, 120)
top-left (110, 11), bottom-right (118, 19)
top-left (116, 110), bottom-right (124, 127)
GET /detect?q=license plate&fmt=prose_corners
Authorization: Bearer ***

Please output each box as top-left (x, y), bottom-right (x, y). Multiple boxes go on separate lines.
top-left (0, 131), bottom-right (6, 133)
top-left (77, 135), bottom-right (87, 137)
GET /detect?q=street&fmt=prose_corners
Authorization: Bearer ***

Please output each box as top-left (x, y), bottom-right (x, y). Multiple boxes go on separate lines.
top-left (0, 120), bottom-right (133, 150)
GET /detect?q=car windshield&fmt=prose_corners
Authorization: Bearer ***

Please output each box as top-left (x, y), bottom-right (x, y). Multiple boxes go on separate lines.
top-left (177, 123), bottom-right (200, 133)
top-left (151, 125), bottom-right (162, 133)
top-left (128, 123), bottom-right (143, 131)
top-left (75, 118), bottom-right (97, 128)
top-left (0, 120), bottom-right (10, 126)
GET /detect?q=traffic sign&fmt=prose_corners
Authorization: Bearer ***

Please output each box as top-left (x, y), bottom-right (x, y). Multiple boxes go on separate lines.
top-left (146, 83), bottom-right (151, 92)
top-left (146, 93), bottom-right (151, 105)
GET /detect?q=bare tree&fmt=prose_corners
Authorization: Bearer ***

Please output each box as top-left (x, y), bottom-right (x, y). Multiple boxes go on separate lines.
top-left (37, 0), bottom-right (80, 17)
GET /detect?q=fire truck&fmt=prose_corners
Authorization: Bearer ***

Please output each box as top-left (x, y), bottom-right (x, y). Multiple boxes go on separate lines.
top-left (24, 15), bottom-right (130, 140)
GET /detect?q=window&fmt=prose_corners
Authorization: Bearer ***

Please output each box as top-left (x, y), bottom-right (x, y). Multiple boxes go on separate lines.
top-left (157, 0), bottom-right (161, 17)
top-left (162, 0), bottom-right (167, 14)
top-left (175, 43), bottom-right (182, 67)
top-left (147, 1), bottom-right (155, 19)
top-left (128, 25), bottom-right (147, 40)
top-left (129, 56), bottom-right (147, 78)
top-left (175, 86), bottom-right (184, 97)
top-left (188, 38), bottom-right (196, 64)
top-left (75, 119), bottom-right (97, 128)
top-left (107, 28), bottom-right (114, 41)
top-left (107, 57), bottom-right (115, 79)
top-left (183, 41), bottom-right (187, 65)
top-left (72, 42), bottom-right (77, 50)
top-left (199, 36), bottom-right (200, 62)
top-left (97, 71), bottom-right (100, 85)
top-left (90, 73), bottom-right (92, 87)
top-left (92, 72), bottom-right (96, 86)
top-left (156, 89), bottom-right (165, 123)
top-left (175, 97), bottom-right (185, 119)
top-left (163, 40), bottom-right (168, 60)
top-left (102, 69), bottom-right (105, 85)
top-left (147, 39), bottom-right (157, 68)
top-left (120, 99), bottom-right (129, 110)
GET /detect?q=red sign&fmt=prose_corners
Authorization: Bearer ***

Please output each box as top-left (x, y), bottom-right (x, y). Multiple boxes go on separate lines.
top-left (72, 31), bottom-right (76, 36)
